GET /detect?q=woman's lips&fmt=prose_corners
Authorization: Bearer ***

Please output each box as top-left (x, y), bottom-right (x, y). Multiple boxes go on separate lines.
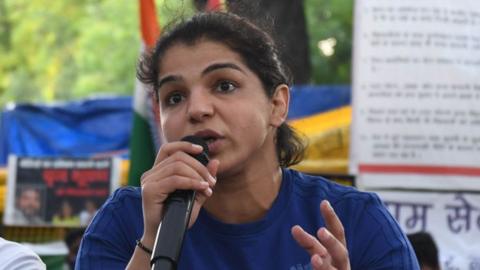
top-left (193, 129), bottom-right (224, 155)
top-left (206, 138), bottom-right (223, 155)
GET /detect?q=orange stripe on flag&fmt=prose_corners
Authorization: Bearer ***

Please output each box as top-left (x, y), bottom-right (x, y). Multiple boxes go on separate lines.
top-left (140, 0), bottom-right (161, 48)
top-left (359, 164), bottom-right (480, 176)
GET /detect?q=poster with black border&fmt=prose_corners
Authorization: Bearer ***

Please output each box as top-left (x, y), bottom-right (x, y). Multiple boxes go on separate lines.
top-left (4, 156), bottom-right (120, 227)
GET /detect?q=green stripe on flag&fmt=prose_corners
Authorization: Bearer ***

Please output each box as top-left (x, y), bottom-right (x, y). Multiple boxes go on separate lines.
top-left (128, 111), bottom-right (156, 186)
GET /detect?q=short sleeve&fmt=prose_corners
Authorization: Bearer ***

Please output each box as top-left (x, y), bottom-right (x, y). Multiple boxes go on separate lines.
top-left (75, 187), bottom-right (143, 270)
top-left (343, 192), bottom-right (419, 270)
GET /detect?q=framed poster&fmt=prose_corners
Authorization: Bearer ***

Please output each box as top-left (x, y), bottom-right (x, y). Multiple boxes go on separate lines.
top-left (4, 156), bottom-right (120, 227)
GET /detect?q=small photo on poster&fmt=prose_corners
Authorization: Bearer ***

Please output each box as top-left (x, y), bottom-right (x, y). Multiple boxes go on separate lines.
top-left (11, 184), bottom-right (47, 225)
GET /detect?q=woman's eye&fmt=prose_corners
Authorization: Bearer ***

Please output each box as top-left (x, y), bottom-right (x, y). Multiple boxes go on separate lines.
top-left (166, 92), bottom-right (185, 105)
top-left (215, 81), bottom-right (236, 93)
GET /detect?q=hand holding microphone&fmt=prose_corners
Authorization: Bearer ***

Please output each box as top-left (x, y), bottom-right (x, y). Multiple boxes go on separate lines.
top-left (138, 136), bottom-right (218, 269)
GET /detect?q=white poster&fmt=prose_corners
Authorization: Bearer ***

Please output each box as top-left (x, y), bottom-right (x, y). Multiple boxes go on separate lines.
top-left (350, 0), bottom-right (480, 189)
top-left (374, 190), bottom-right (480, 269)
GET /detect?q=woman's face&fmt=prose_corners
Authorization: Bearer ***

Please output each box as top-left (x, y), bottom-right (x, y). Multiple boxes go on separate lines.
top-left (157, 40), bottom-right (287, 177)
top-left (62, 201), bottom-right (72, 216)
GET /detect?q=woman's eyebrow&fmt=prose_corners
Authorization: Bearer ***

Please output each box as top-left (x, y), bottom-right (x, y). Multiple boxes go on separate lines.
top-left (158, 75), bottom-right (183, 88)
top-left (202, 62), bottom-right (246, 76)
top-left (158, 63), bottom-right (244, 88)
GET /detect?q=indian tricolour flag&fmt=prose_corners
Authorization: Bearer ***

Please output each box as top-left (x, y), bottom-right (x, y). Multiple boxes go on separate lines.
top-left (128, 0), bottom-right (161, 186)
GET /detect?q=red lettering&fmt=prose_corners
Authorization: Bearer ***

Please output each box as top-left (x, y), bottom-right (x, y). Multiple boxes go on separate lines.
top-left (43, 170), bottom-right (68, 187)
top-left (71, 170), bottom-right (109, 188)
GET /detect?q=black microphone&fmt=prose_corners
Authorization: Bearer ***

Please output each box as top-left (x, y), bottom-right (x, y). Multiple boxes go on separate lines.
top-left (150, 135), bottom-right (209, 270)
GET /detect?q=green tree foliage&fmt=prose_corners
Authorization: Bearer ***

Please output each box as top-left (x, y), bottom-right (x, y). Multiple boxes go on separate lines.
top-left (3, 0), bottom-right (89, 104)
top-left (305, 0), bottom-right (352, 84)
top-left (0, 0), bottom-right (351, 107)
top-left (0, 0), bottom-right (193, 107)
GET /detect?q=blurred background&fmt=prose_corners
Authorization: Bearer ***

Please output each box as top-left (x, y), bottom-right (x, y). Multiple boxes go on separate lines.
top-left (3, 0), bottom-right (477, 269)
top-left (0, 0), bottom-right (352, 106)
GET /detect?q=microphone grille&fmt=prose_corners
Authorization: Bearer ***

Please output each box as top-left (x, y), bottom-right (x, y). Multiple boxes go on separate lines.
top-left (181, 135), bottom-right (209, 166)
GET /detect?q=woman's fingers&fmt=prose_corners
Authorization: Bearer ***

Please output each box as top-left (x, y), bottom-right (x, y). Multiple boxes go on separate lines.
top-left (317, 228), bottom-right (349, 268)
top-left (292, 201), bottom-right (350, 270)
top-left (157, 175), bottom-right (210, 195)
top-left (147, 151), bottom-right (216, 185)
top-left (318, 201), bottom-right (350, 270)
top-left (194, 159), bottom-right (219, 201)
top-left (207, 159), bottom-right (220, 182)
top-left (292, 226), bottom-right (338, 270)
top-left (143, 153), bottom-right (212, 185)
top-left (291, 225), bottom-right (328, 257)
top-left (320, 200), bottom-right (346, 246)
top-left (186, 159), bottom-right (219, 228)
top-left (311, 254), bottom-right (337, 270)
top-left (143, 162), bottom-right (210, 193)
top-left (142, 143), bottom-right (206, 182)
top-left (155, 141), bottom-right (204, 165)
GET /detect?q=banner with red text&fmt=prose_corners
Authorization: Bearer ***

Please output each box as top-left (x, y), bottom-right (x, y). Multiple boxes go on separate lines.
top-left (4, 156), bottom-right (120, 227)
top-left (374, 190), bottom-right (480, 269)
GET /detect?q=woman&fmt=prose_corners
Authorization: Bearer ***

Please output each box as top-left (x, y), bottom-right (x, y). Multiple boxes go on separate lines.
top-left (76, 12), bottom-right (419, 270)
top-left (52, 200), bottom-right (80, 227)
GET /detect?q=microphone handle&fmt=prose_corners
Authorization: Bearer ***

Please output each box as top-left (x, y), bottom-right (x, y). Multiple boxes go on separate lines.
top-left (151, 190), bottom-right (195, 270)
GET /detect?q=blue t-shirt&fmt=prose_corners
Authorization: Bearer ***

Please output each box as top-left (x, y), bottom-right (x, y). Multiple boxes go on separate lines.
top-left (76, 169), bottom-right (419, 269)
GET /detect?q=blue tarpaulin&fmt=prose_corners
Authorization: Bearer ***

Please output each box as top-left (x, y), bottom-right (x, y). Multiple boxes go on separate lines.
top-left (0, 96), bottom-right (133, 165)
top-left (288, 85), bottom-right (351, 120)
top-left (0, 86), bottom-right (351, 166)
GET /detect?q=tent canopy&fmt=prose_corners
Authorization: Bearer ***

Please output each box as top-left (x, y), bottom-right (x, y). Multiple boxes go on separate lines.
top-left (0, 86), bottom-right (351, 166)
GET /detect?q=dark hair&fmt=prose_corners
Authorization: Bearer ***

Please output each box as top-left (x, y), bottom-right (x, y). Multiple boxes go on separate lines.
top-left (17, 185), bottom-right (40, 197)
top-left (407, 232), bottom-right (440, 270)
top-left (137, 11), bottom-right (305, 167)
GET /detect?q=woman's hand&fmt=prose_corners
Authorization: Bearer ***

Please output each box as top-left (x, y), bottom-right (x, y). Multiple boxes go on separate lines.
top-left (291, 200), bottom-right (350, 270)
top-left (140, 141), bottom-right (219, 245)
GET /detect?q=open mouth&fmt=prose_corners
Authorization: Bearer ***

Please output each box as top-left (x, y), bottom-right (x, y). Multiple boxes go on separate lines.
top-left (203, 136), bottom-right (217, 145)
top-left (193, 129), bottom-right (223, 153)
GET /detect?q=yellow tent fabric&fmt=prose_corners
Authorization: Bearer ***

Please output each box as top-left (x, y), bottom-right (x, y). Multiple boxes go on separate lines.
top-left (290, 106), bottom-right (351, 174)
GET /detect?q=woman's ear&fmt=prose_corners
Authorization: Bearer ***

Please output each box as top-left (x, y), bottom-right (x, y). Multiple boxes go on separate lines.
top-left (270, 84), bottom-right (290, 127)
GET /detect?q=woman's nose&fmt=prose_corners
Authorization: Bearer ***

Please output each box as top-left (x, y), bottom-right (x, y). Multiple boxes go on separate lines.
top-left (187, 90), bottom-right (214, 122)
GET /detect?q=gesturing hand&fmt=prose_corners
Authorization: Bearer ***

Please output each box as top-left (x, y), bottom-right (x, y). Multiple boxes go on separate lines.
top-left (291, 200), bottom-right (350, 270)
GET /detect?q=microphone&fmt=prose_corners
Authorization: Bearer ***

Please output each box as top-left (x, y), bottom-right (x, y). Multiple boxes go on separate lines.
top-left (150, 136), bottom-right (209, 270)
